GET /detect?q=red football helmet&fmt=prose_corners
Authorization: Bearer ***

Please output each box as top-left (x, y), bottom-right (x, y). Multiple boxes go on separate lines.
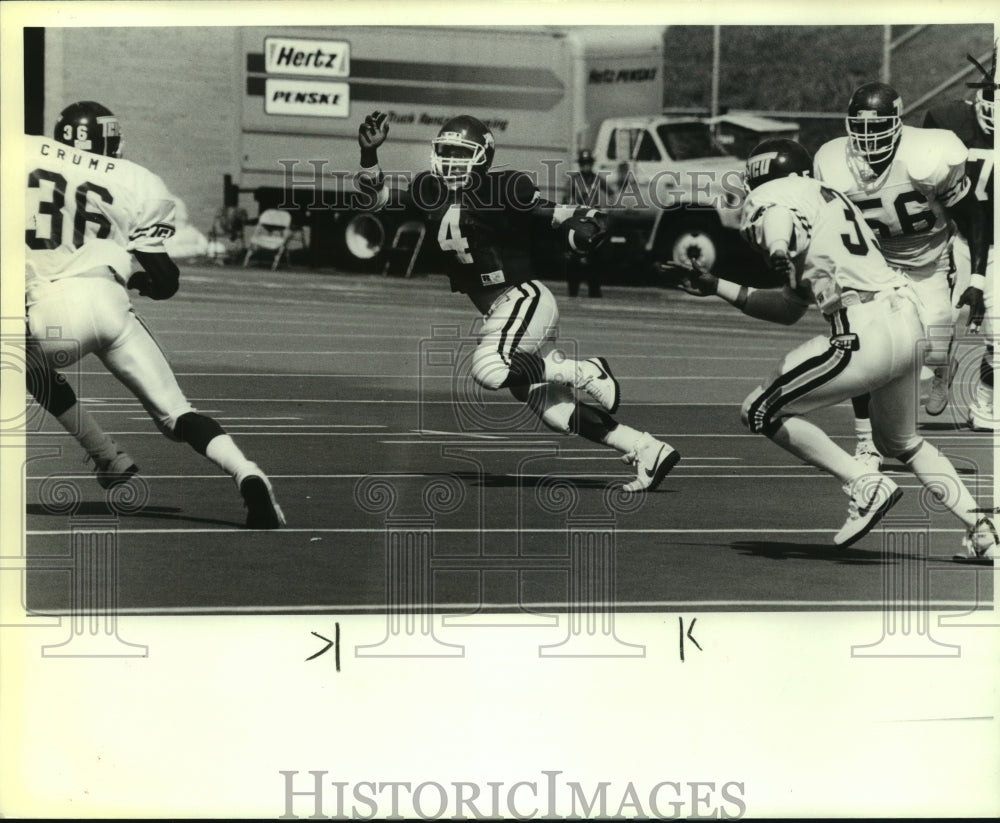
top-left (54, 100), bottom-right (123, 158)
top-left (845, 82), bottom-right (903, 173)
top-left (430, 115), bottom-right (495, 189)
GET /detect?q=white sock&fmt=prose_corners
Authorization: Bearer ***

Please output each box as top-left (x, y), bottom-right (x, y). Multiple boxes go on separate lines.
top-left (603, 423), bottom-right (644, 454)
top-left (205, 434), bottom-right (255, 482)
top-left (57, 405), bottom-right (117, 461)
top-left (768, 416), bottom-right (865, 485)
top-left (854, 416), bottom-right (873, 442)
top-left (905, 442), bottom-right (979, 528)
top-left (542, 349), bottom-right (583, 385)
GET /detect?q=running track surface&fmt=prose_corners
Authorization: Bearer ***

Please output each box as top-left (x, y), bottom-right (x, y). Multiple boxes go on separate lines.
top-left (21, 263), bottom-right (996, 613)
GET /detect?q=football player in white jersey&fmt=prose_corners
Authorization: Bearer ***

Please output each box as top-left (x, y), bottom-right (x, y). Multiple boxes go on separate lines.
top-left (661, 139), bottom-right (994, 563)
top-left (924, 47), bottom-right (996, 432)
top-left (814, 82), bottom-right (988, 469)
top-left (24, 101), bottom-right (285, 528)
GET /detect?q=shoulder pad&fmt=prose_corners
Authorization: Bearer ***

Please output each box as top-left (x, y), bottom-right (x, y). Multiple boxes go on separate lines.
top-left (812, 138), bottom-right (852, 187)
top-left (899, 126), bottom-right (967, 183)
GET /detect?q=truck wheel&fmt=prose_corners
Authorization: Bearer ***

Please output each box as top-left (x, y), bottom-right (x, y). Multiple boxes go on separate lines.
top-left (668, 224), bottom-right (718, 271)
top-left (650, 212), bottom-right (725, 273)
top-left (341, 212), bottom-right (389, 269)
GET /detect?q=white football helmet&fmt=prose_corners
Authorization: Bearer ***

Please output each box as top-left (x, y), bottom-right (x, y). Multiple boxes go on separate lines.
top-left (967, 44), bottom-right (997, 136)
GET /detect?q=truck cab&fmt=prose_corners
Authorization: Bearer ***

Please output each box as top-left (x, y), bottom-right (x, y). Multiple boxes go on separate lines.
top-left (589, 115), bottom-right (747, 272)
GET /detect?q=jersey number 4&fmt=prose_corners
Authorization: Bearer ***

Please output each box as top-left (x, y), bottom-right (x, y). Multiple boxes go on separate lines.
top-left (25, 169), bottom-right (113, 250)
top-left (437, 205), bottom-right (474, 264)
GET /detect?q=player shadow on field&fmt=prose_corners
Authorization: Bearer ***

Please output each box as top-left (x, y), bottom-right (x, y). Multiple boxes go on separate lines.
top-left (730, 540), bottom-right (910, 565)
top-left (833, 458), bottom-right (977, 475)
top-left (25, 501), bottom-right (242, 528)
top-left (918, 420), bottom-right (975, 433)
top-left (450, 470), bottom-right (679, 492)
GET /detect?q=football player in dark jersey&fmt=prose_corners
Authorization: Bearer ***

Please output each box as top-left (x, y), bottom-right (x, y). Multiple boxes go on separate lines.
top-left (356, 111), bottom-right (679, 492)
top-left (923, 45), bottom-right (996, 431)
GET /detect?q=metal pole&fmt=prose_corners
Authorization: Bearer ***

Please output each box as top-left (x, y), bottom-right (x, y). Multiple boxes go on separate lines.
top-left (711, 25), bottom-right (721, 118)
top-left (881, 25), bottom-right (892, 84)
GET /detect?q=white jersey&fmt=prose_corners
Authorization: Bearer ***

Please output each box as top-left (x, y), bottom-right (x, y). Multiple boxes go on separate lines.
top-left (813, 127), bottom-right (969, 270)
top-left (740, 175), bottom-right (908, 315)
top-left (24, 134), bottom-right (177, 286)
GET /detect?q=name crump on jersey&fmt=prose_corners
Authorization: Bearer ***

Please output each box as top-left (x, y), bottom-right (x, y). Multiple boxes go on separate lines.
top-left (38, 141), bottom-right (116, 174)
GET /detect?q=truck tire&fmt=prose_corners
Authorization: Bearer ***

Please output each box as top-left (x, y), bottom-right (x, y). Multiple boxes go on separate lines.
top-left (341, 211), bottom-right (389, 270)
top-left (653, 213), bottom-right (723, 272)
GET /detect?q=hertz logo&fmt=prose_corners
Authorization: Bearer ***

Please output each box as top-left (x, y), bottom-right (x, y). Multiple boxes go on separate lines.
top-left (264, 37), bottom-right (350, 77)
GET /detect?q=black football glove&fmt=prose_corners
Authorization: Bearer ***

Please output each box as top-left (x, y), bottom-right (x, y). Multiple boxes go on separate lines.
top-left (358, 111), bottom-right (389, 152)
top-left (562, 210), bottom-right (609, 255)
top-left (127, 270), bottom-right (177, 300)
top-left (956, 285), bottom-right (986, 333)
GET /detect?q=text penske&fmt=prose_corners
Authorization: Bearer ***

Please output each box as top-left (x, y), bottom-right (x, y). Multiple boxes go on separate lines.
top-left (272, 90), bottom-right (342, 106)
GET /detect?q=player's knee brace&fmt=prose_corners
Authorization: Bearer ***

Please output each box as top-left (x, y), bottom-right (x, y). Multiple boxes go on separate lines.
top-left (26, 365), bottom-right (77, 416)
top-left (568, 403), bottom-right (616, 441)
top-left (876, 432), bottom-right (922, 463)
top-left (472, 349), bottom-right (543, 391)
top-left (851, 394), bottom-right (871, 419)
top-left (172, 412), bottom-right (226, 455)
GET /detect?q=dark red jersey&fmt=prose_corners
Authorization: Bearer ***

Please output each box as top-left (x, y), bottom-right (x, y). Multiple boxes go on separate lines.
top-left (403, 169), bottom-right (555, 294)
top-left (924, 100), bottom-right (994, 245)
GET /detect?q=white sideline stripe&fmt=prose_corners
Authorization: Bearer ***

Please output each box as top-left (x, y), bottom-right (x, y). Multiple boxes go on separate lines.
top-left (153, 331), bottom-right (796, 350)
top-left (415, 429), bottom-right (504, 440)
top-left (74, 371), bottom-right (764, 380)
top-left (72, 397), bottom-right (843, 407)
top-left (166, 350), bottom-right (778, 362)
top-left (28, 600), bottom-right (984, 615)
top-left (26, 527), bottom-right (972, 536)
top-left (212, 416), bottom-right (303, 421)
top-left (123, 421), bottom-right (383, 428)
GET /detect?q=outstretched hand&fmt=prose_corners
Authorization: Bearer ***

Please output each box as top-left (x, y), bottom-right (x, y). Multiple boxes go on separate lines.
top-left (768, 248), bottom-right (797, 289)
top-left (358, 111), bottom-right (389, 151)
top-left (656, 259), bottom-right (719, 297)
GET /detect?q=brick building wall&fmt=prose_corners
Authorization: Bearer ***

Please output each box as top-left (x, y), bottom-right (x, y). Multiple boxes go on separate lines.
top-left (45, 27), bottom-right (241, 234)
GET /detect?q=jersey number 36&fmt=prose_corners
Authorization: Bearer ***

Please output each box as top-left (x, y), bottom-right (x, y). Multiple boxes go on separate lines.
top-left (25, 169), bottom-right (113, 251)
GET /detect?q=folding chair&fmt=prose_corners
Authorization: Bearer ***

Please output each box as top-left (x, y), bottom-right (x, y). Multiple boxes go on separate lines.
top-left (383, 220), bottom-right (427, 278)
top-left (243, 209), bottom-right (294, 271)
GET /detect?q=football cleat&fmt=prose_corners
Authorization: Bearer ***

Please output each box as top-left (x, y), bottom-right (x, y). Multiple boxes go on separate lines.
top-left (91, 447), bottom-right (139, 490)
top-left (854, 438), bottom-right (883, 473)
top-left (924, 369), bottom-right (950, 416)
top-left (239, 472), bottom-right (286, 530)
top-left (576, 357), bottom-right (621, 414)
top-left (621, 433), bottom-right (680, 493)
top-left (968, 385), bottom-right (995, 431)
top-left (834, 473), bottom-right (902, 548)
top-left (954, 517), bottom-right (997, 564)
